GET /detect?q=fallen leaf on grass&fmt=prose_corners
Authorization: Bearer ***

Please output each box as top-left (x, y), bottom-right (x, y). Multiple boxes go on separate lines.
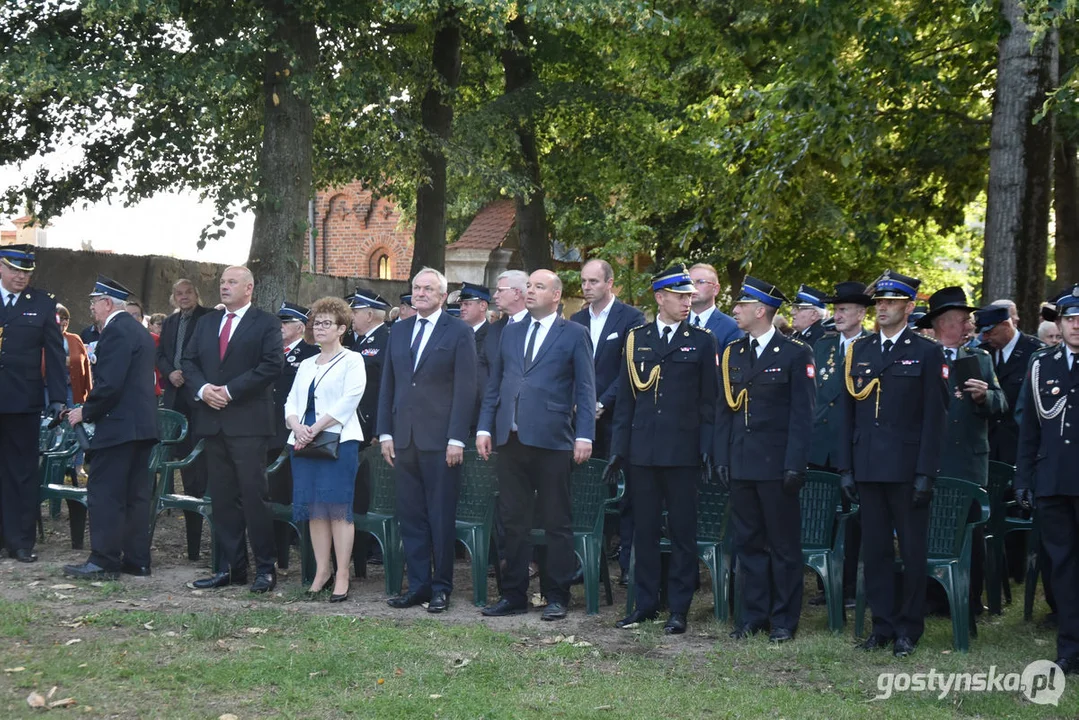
top-left (4, 667), bottom-right (26, 673)
top-left (27, 581), bottom-right (41, 588)
top-left (309, 670), bottom-right (326, 678)
top-left (46, 687), bottom-right (57, 700)
top-left (89, 582), bottom-right (105, 588)
top-left (77, 664), bottom-right (87, 669)
top-left (26, 692), bottom-right (45, 708)
top-left (53, 593), bottom-right (71, 600)
top-left (215, 640), bottom-right (230, 651)
top-left (573, 641), bottom-right (593, 648)
top-left (64, 639), bottom-right (81, 646)
top-left (244, 627), bottom-right (268, 635)
top-left (164, 632), bottom-right (178, 638)
top-left (394, 668), bottom-right (404, 677)
top-left (49, 584), bottom-right (77, 591)
top-left (450, 658), bottom-right (471, 670)
top-left (219, 714), bottom-right (239, 720)
top-left (530, 593), bottom-right (546, 608)
top-left (429, 694), bottom-right (442, 699)
top-left (593, 706), bottom-right (613, 711)
top-left (143, 623), bottom-right (154, 631)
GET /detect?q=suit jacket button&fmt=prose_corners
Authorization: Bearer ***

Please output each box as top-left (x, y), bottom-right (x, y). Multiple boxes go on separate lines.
top-left (412, 382), bottom-right (416, 387)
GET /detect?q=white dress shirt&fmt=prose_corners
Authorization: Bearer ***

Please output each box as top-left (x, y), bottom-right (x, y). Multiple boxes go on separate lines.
top-left (524, 311), bottom-right (558, 361)
top-left (879, 328), bottom-right (905, 351)
top-left (690, 304), bottom-right (717, 329)
top-left (410, 308), bottom-right (441, 367)
top-left (656, 318), bottom-right (680, 341)
top-left (0, 280), bottom-right (18, 306)
top-left (588, 296), bottom-right (615, 356)
top-left (749, 325), bottom-right (776, 356)
top-left (999, 329), bottom-right (1021, 364)
top-left (508, 308), bottom-right (528, 324)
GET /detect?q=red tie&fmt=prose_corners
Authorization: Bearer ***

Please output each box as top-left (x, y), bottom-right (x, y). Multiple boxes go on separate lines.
top-left (219, 312), bottom-right (236, 360)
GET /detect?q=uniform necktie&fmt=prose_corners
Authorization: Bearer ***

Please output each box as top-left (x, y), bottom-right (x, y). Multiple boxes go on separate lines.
top-left (662, 325), bottom-right (673, 345)
top-left (5, 293), bottom-right (14, 307)
top-left (749, 338), bottom-right (759, 367)
top-left (218, 312), bottom-right (236, 360)
top-left (693, 316), bottom-right (701, 327)
top-left (524, 320), bottom-right (540, 370)
top-left (410, 318), bottom-right (428, 368)
top-left (945, 348), bottom-right (955, 364)
top-left (882, 339), bottom-right (893, 356)
top-left (996, 350), bottom-right (1004, 371)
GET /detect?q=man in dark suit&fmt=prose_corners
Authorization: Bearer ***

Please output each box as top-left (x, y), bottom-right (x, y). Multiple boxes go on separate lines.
top-left (1015, 285), bottom-right (1079, 673)
top-left (792, 284), bottom-right (829, 347)
top-left (457, 282), bottom-right (492, 428)
top-left (63, 276), bottom-right (160, 579)
top-left (378, 268), bottom-right (477, 613)
top-left (477, 269), bottom-right (596, 620)
top-left (688, 263), bottom-right (742, 348)
top-left (605, 265), bottom-right (717, 634)
top-left (717, 277), bottom-right (816, 643)
top-left (837, 270), bottom-right (948, 657)
top-left (0, 245), bottom-right (65, 562)
top-left (976, 304), bottom-right (1043, 464)
top-left (182, 266), bottom-right (284, 593)
top-left (155, 278), bottom-right (213, 560)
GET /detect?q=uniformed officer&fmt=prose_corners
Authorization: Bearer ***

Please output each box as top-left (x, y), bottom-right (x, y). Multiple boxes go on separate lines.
top-left (397, 293), bottom-right (416, 323)
top-left (349, 288), bottom-right (392, 441)
top-left (457, 282), bottom-right (492, 429)
top-left (269, 301), bottom-right (318, 569)
top-left (606, 264), bottom-right (718, 635)
top-left (716, 277), bottom-right (816, 642)
top-left (1015, 285), bottom-right (1079, 673)
top-left (0, 244), bottom-right (66, 562)
top-left (837, 270), bottom-right (948, 657)
top-left (792, 284), bottom-right (829, 346)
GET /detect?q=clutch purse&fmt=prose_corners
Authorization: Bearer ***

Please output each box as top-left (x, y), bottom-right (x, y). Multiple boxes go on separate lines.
top-left (292, 431), bottom-right (340, 460)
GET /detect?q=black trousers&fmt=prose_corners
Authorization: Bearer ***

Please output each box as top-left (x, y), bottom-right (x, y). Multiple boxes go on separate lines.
top-left (0, 413), bottom-right (40, 551)
top-left (858, 481), bottom-right (929, 642)
top-left (1037, 495), bottom-right (1079, 659)
top-left (203, 433), bottom-right (276, 575)
top-left (497, 433), bottom-right (574, 605)
top-left (87, 441), bottom-right (155, 570)
top-left (631, 465), bottom-right (698, 614)
top-left (394, 444), bottom-right (460, 596)
top-left (731, 479), bottom-right (804, 631)
top-left (266, 446), bottom-right (293, 569)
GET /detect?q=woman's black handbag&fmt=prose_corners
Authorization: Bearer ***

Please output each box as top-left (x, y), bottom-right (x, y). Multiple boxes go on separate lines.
top-left (293, 431), bottom-right (340, 460)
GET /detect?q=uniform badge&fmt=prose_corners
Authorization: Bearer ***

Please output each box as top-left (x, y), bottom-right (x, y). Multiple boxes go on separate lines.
top-left (1052, 386), bottom-right (1061, 395)
top-left (361, 348), bottom-right (380, 357)
top-left (773, 346), bottom-right (779, 353)
top-left (806, 364), bottom-right (815, 378)
top-left (679, 346), bottom-right (693, 352)
top-left (942, 365), bottom-right (949, 380)
top-left (1054, 352), bottom-right (1063, 361)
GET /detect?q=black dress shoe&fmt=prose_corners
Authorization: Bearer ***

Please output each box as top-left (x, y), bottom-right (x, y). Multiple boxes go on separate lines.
top-left (1055, 656), bottom-right (1079, 674)
top-left (305, 575), bottom-right (334, 597)
top-left (428, 591), bottom-right (449, 613)
top-left (542, 601), bottom-right (568, 621)
top-left (893, 636), bottom-right (916, 657)
top-left (616, 609), bottom-right (658, 628)
top-left (62, 561), bottom-right (118, 580)
top-left (190, 570), bottom-right (248, 589)
top-left (481, 598), bottom-right (528, 617)
top-left (9, 549), bottom-right (37, 563)
top-left (729, 624), bottom-right (762, 640)
top-left (250, 572), bottom-right (277, 593)
top-left (769, 627), bottom-right (794, 643)
top-left (120, 562), bottom-right (151, 577)
top-left (387, 590), bottom-right (431, 609)
top-left (664, 613), bottom-right (687, 635)
top-left (858, 634), bottom-right (893, 651)
top-left (329, 592), bottom-right (349, 603)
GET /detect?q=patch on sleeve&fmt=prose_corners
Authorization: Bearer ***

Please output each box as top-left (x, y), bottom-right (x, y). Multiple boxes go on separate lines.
top-left (806, 364), bottom-right (815, 378)
top-left (942, 365), bottom-right (949, 380)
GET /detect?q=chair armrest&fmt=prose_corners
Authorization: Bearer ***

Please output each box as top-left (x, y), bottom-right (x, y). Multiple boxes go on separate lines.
top-left (161, 439), bottom-right (205, 473)
top-left (602, 475), bottom-right (626, 505)
top-left (266, 451), bottom-right (289, 476)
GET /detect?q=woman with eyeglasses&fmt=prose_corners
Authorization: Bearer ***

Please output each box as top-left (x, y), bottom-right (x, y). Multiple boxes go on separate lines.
top-left (284, 297), bottom-right (366, 602)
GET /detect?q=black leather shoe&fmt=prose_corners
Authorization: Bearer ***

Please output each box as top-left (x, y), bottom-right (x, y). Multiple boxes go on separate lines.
top-left (10, 549), bottom-right (37, 563)
top-left (729, 624), bottom-right (762, 640)
top-left (481, 597), bottom-right (528, 617)
top-left (387, 590), bottom-right (431, 609)
top-left (893, 636), bottom-right (916, 657)
top-left (120, 561), bottom-right (151, 577)
top-left (858, 634), bottom-right (893, 651)
top-left (190, 570), bottom-right (248, 589)
top-left (427, 591), bottom-right (449, 613)
top-left (329, 592), bottom-right (349, 603)
top-left (542, 601), bottom-right (568, 621)
top-left (769, 627), bottom-right (794, 643)
top-left (1055, 656), bottom-right (1079, 674)
top-left (664, 613), bottom-right (687, 635)
top-left (62, 561), bottom-right (118, 580)
top-left (250, 572), bottom-right (277, 593)
top-left (305, 575), bottom-right (334, 597)
top-left (616, 609), bottom-right (658, 628)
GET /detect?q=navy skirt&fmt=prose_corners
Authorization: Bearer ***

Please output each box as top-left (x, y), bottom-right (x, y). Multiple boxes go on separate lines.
top-left (291, 440), bottom-right (360, 522)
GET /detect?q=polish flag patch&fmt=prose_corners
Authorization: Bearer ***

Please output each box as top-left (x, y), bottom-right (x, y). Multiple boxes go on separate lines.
top-left (942, 365), bottom-right (950, 380)
top-left (716, 353), bottom-right (720, 366)
top-left (806, 364), bottom-right (815, 378)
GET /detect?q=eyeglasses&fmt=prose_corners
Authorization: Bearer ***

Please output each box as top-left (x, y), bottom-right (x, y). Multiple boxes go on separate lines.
top-left (311, 320), bottom-right (338, 329)
top-left (693, 279), bottom-right (716, 287)
top-left (495, 287), bottom-right (516, 294)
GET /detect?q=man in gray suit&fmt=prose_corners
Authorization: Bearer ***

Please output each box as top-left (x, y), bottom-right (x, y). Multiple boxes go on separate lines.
top-left (477, 269), bottom-right (596, 620)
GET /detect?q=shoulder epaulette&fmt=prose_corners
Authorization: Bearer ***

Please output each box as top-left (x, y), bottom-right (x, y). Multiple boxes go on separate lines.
top-left (627, 323), bottom-right (647, 335)
top-left (1031, 344), bottom-right (1057, 359)
top-left (689, 323), bottom-right (712, 335)
top-left (967, 346), bottom-right (990, 357)
top-left (788, 335), bottom-right (807, 347)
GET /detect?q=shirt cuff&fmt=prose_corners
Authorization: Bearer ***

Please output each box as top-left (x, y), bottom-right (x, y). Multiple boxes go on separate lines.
top-left (379, 434), bottom-right (393, 443)
top-left (197, 383), bottom-right (210, 401)
top-left (448, 439), bottom-right (464, 448)
top-left (575, 438), bottom-right (593, 444)
top-left (476, 431), bottom-right (491, 438)
top-left (223, 385), bottom-right (232, 400)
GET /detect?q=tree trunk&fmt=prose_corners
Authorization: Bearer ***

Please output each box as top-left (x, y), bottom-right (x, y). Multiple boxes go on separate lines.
top-left (725, 260), bottom-right (746, 300)
top-left (410, 9), bottom-right (461, 277)
top-left (503, 16), bottom-right (551, 272)
top-left (982, 0), bottom-right (1057, 333)
top-left (247, 0), bottom-right (318, 312)
top-left (1056, 140), bottom-right (1079, 285)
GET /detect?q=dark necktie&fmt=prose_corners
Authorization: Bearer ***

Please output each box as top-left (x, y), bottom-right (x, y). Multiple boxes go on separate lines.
top-left (996, 350), bottom-right (1004, 371)
top-left (410, 318), bottom-right (428, 368)
top-left (749, 338), bottom-right (759, 366)
top-left (662, 325), bottom-right (672, 344)
top-left (524, 321), bottom-right (540, 371)
top-left (693, 316), bottom-right (701, 327)
top-left (945, 348), bottom-right (955, 364)
top-left (5, 293), bottom-right (14, 307)
top-left (218, 312), bottom-right (236, 361)
top-left (174, 312), bottom-right (190, 367)
top-left (882, 339), bottom-right (893, 356)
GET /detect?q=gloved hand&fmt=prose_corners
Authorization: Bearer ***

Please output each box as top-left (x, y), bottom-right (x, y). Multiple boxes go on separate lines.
top-left (602, 454), bottom-right (624, 486)
top-left (782, 470), bottom-right (805, 496)
top-left (716, 464), bottom-right (731, 492)
top-left (700, 454), bottom-right (715, 485)
top-left (913, 474), bottom-right (935, 509)
top-left (1015, 487), bottom-right (1034, 511)
top-left (839, 471), bottom-right (858, 504)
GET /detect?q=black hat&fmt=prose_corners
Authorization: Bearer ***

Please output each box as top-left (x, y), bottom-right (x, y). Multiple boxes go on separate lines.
top-left (458, 282), bottom-right (491, 303)
top-left (399, 293), bottom-right (413, 307)
top-left (278, 301), bottom-right (309, 322)
top-left (1053, 284), bottom-right (1079, 318)
top-left (974, 305), bottom-right (1010, 333)
top-left (915, 286), bottom-right (977, 329)
top-left (735, 276), bottom-right (788, 308)
top-left (870, 270), bottom-right (920, 300)
top-left (0, 244), bottom-right (36, 271)
top-left (825, 281), bottom-right (872, 307)
top-left (446, 302), bottom-right (461, 318)
top-left (349, 287), bottom-right (390, 311)
top-left (88, 274), bottom-right (133, 302)
top-left (908, 305), bottom-right (928, 328)
top-left (651, 264), bottom-right (695, 294)
top-left (793, 284), bottom-right (827, 309)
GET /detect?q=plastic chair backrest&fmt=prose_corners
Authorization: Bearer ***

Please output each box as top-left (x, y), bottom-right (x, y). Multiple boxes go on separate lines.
top-left (928, 477), bottom-right (989, 559)
top-left (363, 446), bottom-right (397, 515)
top-left (696, 481), bottom-right (729, 544)
top-left (156, 409), bottom-right (189, 445)
top-left (569, 458), bottom-right (611, 534)
top-left (457, 452), bottom-right (497, 524)
top-left (986, 460), bottom-right (1015, 532)
top-left (801, 471), bottom-right (842, 550)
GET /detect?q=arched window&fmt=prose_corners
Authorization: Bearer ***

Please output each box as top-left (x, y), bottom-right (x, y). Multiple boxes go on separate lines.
top-left (378, 255), bottom-right (391, 280)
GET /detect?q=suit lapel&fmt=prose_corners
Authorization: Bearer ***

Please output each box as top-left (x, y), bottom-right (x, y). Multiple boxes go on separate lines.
top-left (527, 317), bottom-right (565, 371)
top-left (414, 313), bottom-right (450, 374)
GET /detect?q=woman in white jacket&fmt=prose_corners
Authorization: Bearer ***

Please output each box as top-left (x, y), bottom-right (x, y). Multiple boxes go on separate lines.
top-left (285, 297), bottom-right (366, 601)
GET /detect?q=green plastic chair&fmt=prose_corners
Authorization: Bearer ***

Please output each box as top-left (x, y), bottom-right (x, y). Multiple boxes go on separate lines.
top-left (531, 458), bottom-right (623, 615)
top-left (37, 427), bottom-right (84, 546)
top-left (854, 477), bottom-right (990, 652)
top-left (625, 479), bottom-right (732, 622)
top-left (156, 408), bottom-right (190, 495)
top-left (1023, 510), bottom-right (1045, 622)
top-left (265, 452), bottom-right (316, 585)
top-left (800, 470), bottom-right (858, 632)
top-left (984, 460), bottom-right (1031, 615)
top-left (151, 439), bottom-right (216, 573)
top-left (455, 451), bottom-right (500, 607)
top-left (356, 447), bottom-right (405, 596)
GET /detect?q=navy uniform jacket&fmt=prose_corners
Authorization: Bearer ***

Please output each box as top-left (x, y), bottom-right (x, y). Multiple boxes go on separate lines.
top-left (1015, 346), bottom-right (1079, 497)
top-left (81, 311), bottom-right (160, 449)
top-left (979, 333), bottom-right (1043, 464)
top-left (155, 305), bottom-right (213, 410)
top-left (570, 300), bottom-right (647, 412)
top-left (377, 313), bottom-right (477, 451)
top-left (610, 322), bottom-right (717, 467)
top-left (836, 329), bottom-right (949, 482)
top-left (809, 330), bottom-right (869, 468)
top-left (715, 332), bottom-right (816, 480)
top-left (797, 319), bottom-right (827, 347)
top-left (272, 339), bottom-right (318, 448)
top-left (478, 315), bottom-right (596, 451)
top-left (0, 285), bottom-right (65, 413)
top-left (181, 307), bottom-right (284, 438)
top-left (937, 346), bottom-right (1007, 486)
top-left (352, 323), bottom-right (390, 440)
top-left (472, 321), bottom-right (490, 426)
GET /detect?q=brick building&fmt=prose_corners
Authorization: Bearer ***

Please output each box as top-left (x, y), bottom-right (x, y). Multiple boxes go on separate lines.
top-left (307, 181), bottom-right (414, 281)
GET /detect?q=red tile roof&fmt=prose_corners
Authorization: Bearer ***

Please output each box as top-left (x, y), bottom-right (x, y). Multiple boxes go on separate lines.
top-left (448, 200), bottom-right (516, 250)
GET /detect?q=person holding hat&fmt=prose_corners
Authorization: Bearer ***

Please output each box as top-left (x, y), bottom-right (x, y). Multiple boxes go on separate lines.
top-left (1015, 284), bottom-right (1079, 673)
top-left (458, 282), bottom-right (494, 429)
top-left (791, 284), bottom-right (829, 346)
top-left (836, 270), bottom-right (948, 657)
top-left (63, 275), bottom-right (159, 579)
top-left (716, 276), bottom-right (815, 643)
top-left (0, 244), bottom-right (66, 562)
top-left (605, 264), bottom-right (717, 634)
